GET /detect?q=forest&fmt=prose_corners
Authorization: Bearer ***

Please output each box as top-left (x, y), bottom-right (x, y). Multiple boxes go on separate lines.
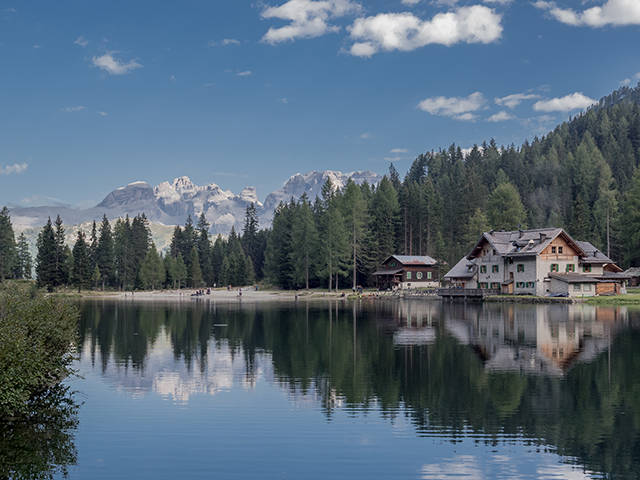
top-left (1, 84), bottom-right (640, 290)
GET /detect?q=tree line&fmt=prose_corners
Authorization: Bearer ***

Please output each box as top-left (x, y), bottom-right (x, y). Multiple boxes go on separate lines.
top-left (0, 204), bottom-right (268, 291)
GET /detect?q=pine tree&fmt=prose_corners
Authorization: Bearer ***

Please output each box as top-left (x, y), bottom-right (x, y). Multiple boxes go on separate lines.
top-left (487, 182), bottom-right (527, 231)
top-left (53, 215), bottom-right (67, 287)
top-left (242, 204), bottom-right (263, 278)
top-left (196, 213), bottom-right (213, 285)
top-left (36, 218), bottom-right (57, 290)
top-left (114, 216), bottom-right (133, 290)
top-left (290, 195), bottom-right (320, 289)
top-left (92, 265), bottom-right (101, 290)
top-left (89, 221), bottom-right (98, 271)
top-left (175, 253), bottom-right (187, 289)
top-left (210, 235), bottom-right (225, 286)
top-left (140, 243), bottom-right (165, 290)
top-left (340, 180), bottom-right (368, 289)
top-left (621, 168), bottom-right (640, 267)
top-left (189, 246), bottom-right (203, 288)
top-left (15, 232), bottom-right (32, 279)
top-left (0, 207), bottom-right (17, 281)
top-left (71, 230), bottom-right (91, 292)
top-left (96, 215), bottom-right (114, 289)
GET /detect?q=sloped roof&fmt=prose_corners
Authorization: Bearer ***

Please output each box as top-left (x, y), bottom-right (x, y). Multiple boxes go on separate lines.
top-left (444, 256), bottom-right (476, 279)
top-left (388, 255), bottom-right (437, 266)
top-left (549, 273), bottom-right (600, 284)
top-left (575, 241), bottom-right (615, 264)
top-left (372, 269), bottom-right (403, 276)
top-left (468, 228), bottom-right (585, 259)
top-left (624, 267), bottom-right (640, 277)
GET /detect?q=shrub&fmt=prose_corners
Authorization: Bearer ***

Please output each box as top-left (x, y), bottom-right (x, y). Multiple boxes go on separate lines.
top-left (0, 284), bottom-right (78, 419)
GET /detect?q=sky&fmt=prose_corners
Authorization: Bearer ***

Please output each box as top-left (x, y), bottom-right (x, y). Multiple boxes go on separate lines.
top-left (1, 0), bottom-right (639, 207)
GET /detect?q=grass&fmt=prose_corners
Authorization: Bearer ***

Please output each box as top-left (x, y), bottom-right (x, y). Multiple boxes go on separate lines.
top-left (585, 294), bottom-right (640, 305)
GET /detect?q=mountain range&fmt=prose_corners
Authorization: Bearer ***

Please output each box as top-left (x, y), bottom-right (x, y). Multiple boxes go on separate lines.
top-left (9, 170), bottom-right (381, 238)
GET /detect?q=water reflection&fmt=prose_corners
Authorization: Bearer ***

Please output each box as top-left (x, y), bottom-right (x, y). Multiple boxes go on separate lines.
top-left (0, 385), bottom-right (78, 480)
top-left (75, 299), bottom-right (640, 479)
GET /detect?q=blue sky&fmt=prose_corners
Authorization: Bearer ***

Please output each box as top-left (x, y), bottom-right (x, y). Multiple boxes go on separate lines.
top-left (1, 0), bottom-right (639, 206)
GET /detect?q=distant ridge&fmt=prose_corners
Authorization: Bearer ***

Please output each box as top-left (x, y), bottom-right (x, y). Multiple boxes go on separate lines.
top-left (9, 170), bottom-right (382, 235)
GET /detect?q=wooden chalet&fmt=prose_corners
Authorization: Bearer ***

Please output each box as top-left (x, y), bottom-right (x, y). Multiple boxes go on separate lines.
top-left (373, 255), bottom-right (439, 290)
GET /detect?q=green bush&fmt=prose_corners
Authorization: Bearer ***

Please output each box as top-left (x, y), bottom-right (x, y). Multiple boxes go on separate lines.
top-left (0, 284), bottom-right (78, 419)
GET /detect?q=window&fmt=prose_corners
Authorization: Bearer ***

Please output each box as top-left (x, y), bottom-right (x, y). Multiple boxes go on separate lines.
top-left (584, 284), bottom-right (592, 291)
top-left (583, 265), bottom-right (592, 273)
top-left (491, 282), bottom-right (500, 289)
top-left (516, 282), bottom-right (524, 288)
top-left (517, 264), bottom-right (525, 272)
top-left (480, 282), bottom-right (489, 289)
top-left (573, 284), bottom-right (582, 292)
top-left (492, 265), bottom-right (499, 273)
top-left (552, 246), bottom-right (557, 254)
top-left (566, 264), bottom-right (575, 272)
top-left (406, 272), bottom-right (412, 280)
top-left (558, 246), bottom-right (563, 254)
top-left (528, 282), bottom-right (535, 288)
top-left (480, 265), bottom-right (487, 273)
top-left (390, 261), bottom-right (397, 267)
top-left (551, 264), bottom-right (559, 272)
top-left (427, 271), bottom-right (432, 280)
top-left (416, 272), bottom-right (423, 280)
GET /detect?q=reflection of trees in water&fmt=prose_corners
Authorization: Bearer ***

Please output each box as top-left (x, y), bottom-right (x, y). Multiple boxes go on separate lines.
top-left (78, 300), bottom-right (640, 479)
top-left (0, 384), bottom-right (78, 480)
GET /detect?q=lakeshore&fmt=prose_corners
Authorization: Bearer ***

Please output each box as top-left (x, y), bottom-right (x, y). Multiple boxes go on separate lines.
top-left (49, 286), bottom-right (640, 306)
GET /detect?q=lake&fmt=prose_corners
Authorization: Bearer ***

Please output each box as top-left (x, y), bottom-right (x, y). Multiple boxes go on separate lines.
top-left (20, 299), bottom-right (640, 479)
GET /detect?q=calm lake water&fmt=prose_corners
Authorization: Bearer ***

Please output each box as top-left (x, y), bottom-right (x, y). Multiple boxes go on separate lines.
top-left (37, 299), bottom-right (640, 478)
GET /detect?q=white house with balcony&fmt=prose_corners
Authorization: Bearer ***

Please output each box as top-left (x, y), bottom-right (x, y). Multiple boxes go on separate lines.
top-left (444, 228), bottom-right (627, 297)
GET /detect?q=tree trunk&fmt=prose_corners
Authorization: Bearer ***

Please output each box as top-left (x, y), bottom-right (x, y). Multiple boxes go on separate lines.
top-left (353, 223), bottom-right (357, 291)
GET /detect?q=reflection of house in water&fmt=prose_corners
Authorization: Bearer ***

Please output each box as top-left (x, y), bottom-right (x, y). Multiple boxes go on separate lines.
top-left (443, 303), bottom-right (628, 376)
top-left (388, 300), bottom-right (440, 346)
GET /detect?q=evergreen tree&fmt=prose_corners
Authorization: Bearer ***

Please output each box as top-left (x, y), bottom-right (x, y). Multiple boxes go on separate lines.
top-left (242, 204), bottom-right (263, 279)
top-left (189, 246), bottom-right (203, 288)
top-left (92, 265), bottom-right (101, 290)
top-left (175, 253), bottom-right (187, 289)
top-left (340, 180), bottom-right (368, 289)
top-left (96, 215), bottom-right (114, 289)
top-left (0, 207), bottom-right (17, 281)
top-left (35, 218), bottom-right (57, 290)
top-left (53, 216), bottom-right (67, 287)
top-left (621, 168), bottom-right (640, 267)
top-left (71, 230), bottom-right (91, 292)
top-left (487, 182), bottom-right (527, 231)
top-left (114, 216), bottom-right (133, 290)
top-left (140, 243), bottom-right (166, 290)
top-left (196, 213), bottom-right (213, 285)
top-left (89, 221), bottom-right (98, 271)
top-left (15, 232), bottom-right (32, 279)
top-left (290, 195), bottom-right (320, 289)
top-left (210, 235), bottom-right (225, 286)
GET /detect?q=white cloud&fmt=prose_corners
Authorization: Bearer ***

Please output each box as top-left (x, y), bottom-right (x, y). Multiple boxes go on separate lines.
top-left (621, 72), bottom-right (640, 86)
top-left (236, 70), bottom-right (252, 76)
top-left (487, 110), bottom-right (514, 122)
top-left (61, 105), bottom-right (86, 113)
top-left (401, 0), bottom-right (421, 5)
top-left (348, 5), bottom-right (502, 57)
top-left (279, 97), bottom-right (289, 103)
top-left (209, 38), bottom-right (241, 47)
top-left (495, 92), bottom-right (540, 108)
top-left (261, 0), bottom-right (362, 44)
top-left (535, 0), bottom-right (640, 27)
top-left (418, 91), bottom-right (486, 120)
top-left (92, 53), bottom-right (142, 75)
top-left (97, 111), bottom-right (108, 117)
top-left (533, 92), bottom-right (596, 112)
top-left (360, 132), bottom-right (372, 139)
top-left (390, 148), bottom-right (408, 153)
top-left (0, 162), bottom-right (28, 175)
top-left (74, 36), bottom-right (88, 47)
